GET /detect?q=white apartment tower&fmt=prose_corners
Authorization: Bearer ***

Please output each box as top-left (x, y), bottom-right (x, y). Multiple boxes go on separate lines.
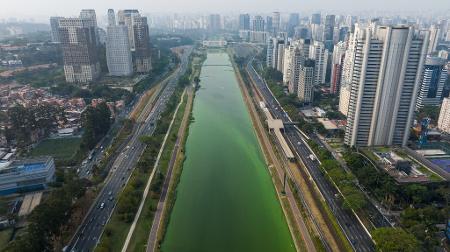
top-left (344, 25), bottom-right (429, 147)
top-left (438, 98), bottom-right (450, 134)
top-left (106, 9), bottom-right (133, 76)
top-left (309, 41), bottom-right (328, 85)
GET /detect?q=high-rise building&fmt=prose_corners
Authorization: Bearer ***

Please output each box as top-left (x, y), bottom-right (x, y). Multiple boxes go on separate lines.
top-left (239, 14), bottom-right (250, 30)
top-left (276, 42), bottom-right (285, 72)
top-left (272, 12), bottom-right (281, 34)
top-left (133, 16), bottom-right (152, 73)
top-left (79, 9), bottom-right (99, 45)
top-left (283, 44), bottom-right (294, 84)
top-left (330, 41), bottom-right (346, 94)
top-left (265, 16), bottom-right (273, 33)
top-left (108, 9), bottom-right (116, 26)
top-left (298, 59), bottom-right (315, 103)
top-left (428, 25), bottom-right (440, 54)
top-left (49, 17), bottom-right (62, 43)
top-left (266, 39), bottom-right (274, 67)
top-left (416, 57), bottom-right (448, 109)
top-left (59, 11), bottom-right (100, 83)
top-left (252, 16), bottom-right (265, 32)
top-left (339, 84), bottom-right (351, 115)
top-left (438, 97), bottom-right (450, 134)
top-left (309, 41), bottom-right (328, 85)
top-left (106, 9), bottom-right (133, 76)
top-left (208, 14), bottom-right (222, 32)
top-left (324, 14), bottom-right (336, 51)
top-left (344, 25), bottom-right (429, 147)
top-left (288, 13), bottom-right (300, 36)
top-left (117, 9), bottom-right (140, 50)
top-left (288, 48), bottom-right (303, 94)
top-left (311, 13), bottom-right (321, 25)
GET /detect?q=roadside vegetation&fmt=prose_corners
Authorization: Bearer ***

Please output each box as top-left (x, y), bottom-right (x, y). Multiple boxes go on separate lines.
top-left (96, 69), bottom-right (192, 252)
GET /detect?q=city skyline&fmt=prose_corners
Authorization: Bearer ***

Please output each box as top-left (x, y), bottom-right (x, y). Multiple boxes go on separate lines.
top-left (1, 0), bottom-right (449, 22)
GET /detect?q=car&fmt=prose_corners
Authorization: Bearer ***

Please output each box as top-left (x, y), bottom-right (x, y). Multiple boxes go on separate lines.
top-left (108, 191), bottom-right (112, 196)
top-left (100, 202), bottom-right (105, 209)
top-left (109, 196), bottom-right (114, 201)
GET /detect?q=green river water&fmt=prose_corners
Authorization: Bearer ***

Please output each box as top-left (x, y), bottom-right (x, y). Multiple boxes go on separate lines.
top-left (161, 51), bottom-right (295, 252)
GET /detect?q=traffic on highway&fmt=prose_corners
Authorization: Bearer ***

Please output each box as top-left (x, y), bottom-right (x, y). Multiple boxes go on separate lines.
top-left (66, 46), bottom-right (193, 252)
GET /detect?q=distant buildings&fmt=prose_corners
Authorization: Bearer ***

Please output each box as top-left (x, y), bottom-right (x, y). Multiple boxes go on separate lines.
top-left (208, 14), bottom-right (222, 32)
top-left (239, 14), bottom-right (250, 30)
top-left (58, 11), bottom-right (101, 83)
top-left (344, 25), bottom-right (429, 147)
top-left (252, 16), bottom-right (265, 32)
top-left (438, 98), bottom-right (450, 134)
top-left (0, 157), bottom-right (55, 195)
top-left (416, 57), bottom-right (448, 109)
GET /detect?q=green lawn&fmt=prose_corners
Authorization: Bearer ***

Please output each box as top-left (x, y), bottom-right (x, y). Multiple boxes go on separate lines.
top-left (30, 137), bottom-right (81, 160)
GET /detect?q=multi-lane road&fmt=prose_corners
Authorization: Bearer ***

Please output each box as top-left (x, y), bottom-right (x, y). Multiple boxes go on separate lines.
top-left (246, 58), bottom-right (388, 252)
top-left (67, 46), bottom-right (192, 252)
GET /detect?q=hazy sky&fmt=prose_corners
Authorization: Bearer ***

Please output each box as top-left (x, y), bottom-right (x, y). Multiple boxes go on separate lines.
top-left (1, 0), bottom-right (449, 22)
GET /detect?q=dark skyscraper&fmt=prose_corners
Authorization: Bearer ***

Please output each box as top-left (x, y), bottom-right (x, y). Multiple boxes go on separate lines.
top-left (239, 14), bottom-right (250, 30)
top-left (324, 14), bottom-right (336, 51)
top-left (133, 16), bottom-right (152, 73)
top-left (288, 13), bottom-right (300, 36)
top-left (265, 16), bottom-right (273, 33)
top-left (311, 13), bottom-right (321, 25)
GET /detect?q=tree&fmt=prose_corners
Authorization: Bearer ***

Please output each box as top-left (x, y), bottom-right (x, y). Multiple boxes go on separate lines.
top-left (372, 228), bottom-right (419, 252)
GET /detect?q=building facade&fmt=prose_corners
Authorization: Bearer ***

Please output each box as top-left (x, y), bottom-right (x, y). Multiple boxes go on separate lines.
top-left (0, 157), bottom-right (55, 195)
top-left (298, 59), bottom-right (315, 103)
top-left (309, 40), bottom-right (328, 85)
top-left (438, 97), bottom-right (450, 134)
top-left (107, 25), bottom-right (133, 76)
top-left (416, 57), bottom-right (448, 109)
top-left (330, 41), bottom-right (347, 93)
top-left (344, 25), bottom-right (429, 147)
top-left (49, 17), bottom-right (62, 43)
top-left (59, 13), bottom-right (101, 83)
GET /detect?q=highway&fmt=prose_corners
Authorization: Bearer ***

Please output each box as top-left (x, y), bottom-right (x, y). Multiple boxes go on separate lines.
top-left (67, 46), bottom-right (193, 252)
top-left (246, 58), bottom-right (378, 252)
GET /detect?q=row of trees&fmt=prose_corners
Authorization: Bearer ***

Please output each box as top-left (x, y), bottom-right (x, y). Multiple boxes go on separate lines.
top-left (80, 102), bottom-right (111, 150)
top-left (5, 104), bottom-right (64, 148)
top-left (343, 151), bottom-right (449, 250)
top-left (6, 173), bottom-right (88, 252)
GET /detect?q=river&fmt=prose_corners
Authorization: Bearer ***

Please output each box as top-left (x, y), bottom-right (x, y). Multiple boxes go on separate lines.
top-left (161, 51), bottom-right (295, 252)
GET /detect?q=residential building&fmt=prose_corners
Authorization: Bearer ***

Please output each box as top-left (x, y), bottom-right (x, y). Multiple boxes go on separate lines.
top-left (438, 97), bottom-right (450, 133)
top-left (0, 157), bottom-right (55, 195)
top-left (288, 48), bottom-right (303, 94)
top-left (266, 38), bottom-right (274, 67)
top-left (239, 14), bottom-right (250, 30)
top-left (344, 25), bottom-right (429, 147)
top-left (272, 12), bottom-right (281, 34)
top-left (49, 17), bottom-right (62, 43)
top-left (416, 57), bottom-right (448, 109)
top-left (252, 16), bottom-right (265, 32)
top-left (339, 84), bottom-right (351, 115)
top-left (309, 41), bottom-right (328, 85)
top-left (428, 25), bottom-right (440, 54)
top-left (330, 41), bottom-right (346, 93)
top-left (59, 12), bottom-right (100, 83)
top-left (298, 59), bottom-right (315, 103)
